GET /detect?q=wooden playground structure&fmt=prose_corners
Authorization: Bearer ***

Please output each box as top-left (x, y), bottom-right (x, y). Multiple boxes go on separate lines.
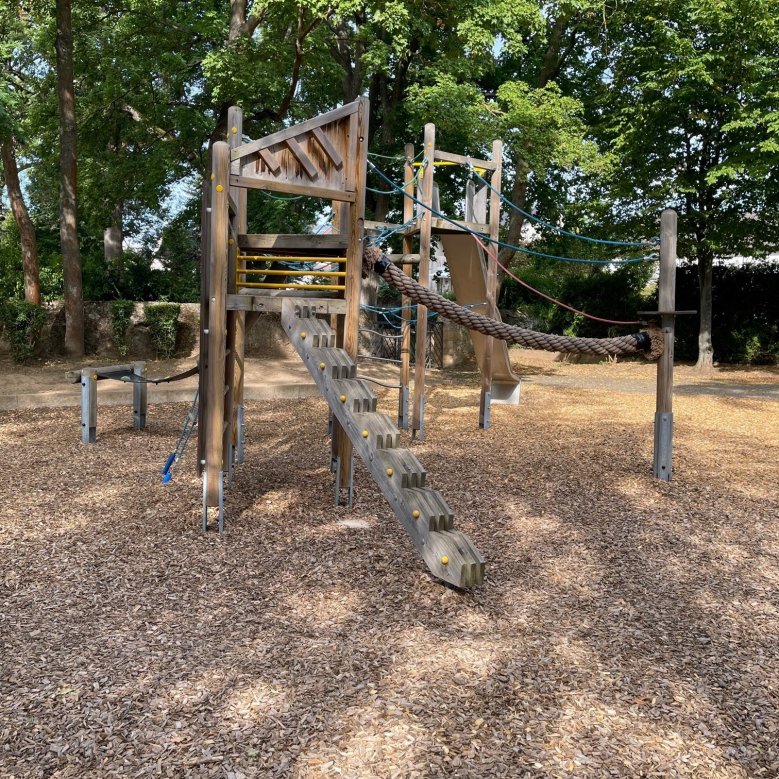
top-left (196, 98), bottom-right (679, 589)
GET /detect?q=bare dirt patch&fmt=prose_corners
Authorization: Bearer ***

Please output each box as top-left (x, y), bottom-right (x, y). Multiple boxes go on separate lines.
top-left (1, 364), bottom-right (777, 777)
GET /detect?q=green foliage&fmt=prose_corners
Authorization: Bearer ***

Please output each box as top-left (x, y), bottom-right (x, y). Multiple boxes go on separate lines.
top-left (0, 299), bottom-right (47, 363)
top-left (144, 303), bottom-right (181, 359)
top-left (674, 262), bottom-right (779, 364)
top-left (111, 299), bottom-right (135, 358)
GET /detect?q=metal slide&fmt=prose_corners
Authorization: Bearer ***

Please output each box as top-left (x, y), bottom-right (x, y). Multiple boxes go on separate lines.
top-left (439, 234), bottom-right (521, 403)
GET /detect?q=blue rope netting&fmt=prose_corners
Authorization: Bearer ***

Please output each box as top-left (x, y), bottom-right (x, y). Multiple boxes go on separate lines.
top-left (469, 168), bottom-right (651, 248)
top-left (367, 160), bottom-right (659, 266)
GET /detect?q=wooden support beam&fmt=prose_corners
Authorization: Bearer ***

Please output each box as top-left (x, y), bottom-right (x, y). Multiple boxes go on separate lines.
top-left (132, 362), bottom-right (147, 430)
top-left (480, 139), bottom-right (502, 430)
top-left (204, 142), bottom-right (230, 507)
top-left (312, 127), bottom-right (344, 169)
top-left (653, 208), bottom-right (677, 480)
top-left (226, 294), bottom-right (347, 314)
top-left (399, 143), bottom-right (415, 430)
top-left (196, 153), bottom-right (212, 476)
top-left (231, 102), bottom-right (357, 162)
top-left (413, 124), bottom-right (435, 440)
top-left (258, 147), bottom-right (281, 174)
top-left (228, 106), bottom-right (248, 465)
top-left (285, 137), bottom-right (319, 180)
top-left (80, 369), bottom-right (97, 444)
top-left (337, 96), bottom-right (369, 501)
top-left (230, 174), bottom-right (355, 202)
top-left (238, 233), bottom-right (348, 252)
top-left (434, 149), bottom-right (497, 171)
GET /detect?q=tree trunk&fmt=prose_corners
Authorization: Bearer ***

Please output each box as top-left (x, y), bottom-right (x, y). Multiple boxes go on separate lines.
top-left (55, 0), bottom-right (84, 356)
top-left (1, 138), bottom-right (41, 305)
top-left (696, 250), bottom-right (714, 370)
top-left (104, 201), bottom-right (123, 267)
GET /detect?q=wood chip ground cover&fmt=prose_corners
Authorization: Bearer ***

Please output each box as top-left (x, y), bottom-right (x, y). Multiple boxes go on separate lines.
top-left (1, 359), bottom-right (777, 778)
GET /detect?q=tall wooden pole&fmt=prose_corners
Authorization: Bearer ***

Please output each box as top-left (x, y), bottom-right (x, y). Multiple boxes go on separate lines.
top-left (413, 124), bottom-right (435, 440)
top-left (228, 106), bottom-right (248, 464)
top-left (480, 139), bottom-right (503, 430)
top-left (337, 96), bottom-right (369, 501)
top-left (204, 142), bottom-right (230, 507)
top-left (653, 208), bottom-right (677, 480)
top-left (398, 143), bottom-right (415, 429)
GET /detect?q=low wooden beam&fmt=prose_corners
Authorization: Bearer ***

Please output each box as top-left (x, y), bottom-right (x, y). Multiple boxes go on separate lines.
top-left (230, 175), bottom-right (355, 203)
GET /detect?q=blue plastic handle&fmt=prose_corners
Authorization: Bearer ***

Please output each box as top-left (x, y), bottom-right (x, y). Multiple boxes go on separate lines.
top-left (162, 471), bottom-right (172, 484)
top-left (162, 452), bottom-right (175, 474)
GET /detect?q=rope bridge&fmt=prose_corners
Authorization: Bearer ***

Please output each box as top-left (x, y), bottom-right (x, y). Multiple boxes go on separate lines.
top-left (363, 246), bottom-right (664, 360)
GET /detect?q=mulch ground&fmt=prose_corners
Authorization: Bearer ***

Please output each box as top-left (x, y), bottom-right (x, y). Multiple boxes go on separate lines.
top-left (1, 361), bottom-right (778, 778)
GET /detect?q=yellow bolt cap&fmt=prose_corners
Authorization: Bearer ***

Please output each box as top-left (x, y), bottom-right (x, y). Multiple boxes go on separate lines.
top-left (412, 510), bottom-right (420, 519)
top-left (231, 126), bottom-right (238, 134)
top-left (441, 555), bottom-right (449, 565)
top-left (228, 238), bottom-right (234, 245)
top-left (340, 394), bottom-right (347, 403)
top-left (216, 184), bottom-right (224, 192)
top-left (362, 430), bottom-right (369, 438)
top-left (319, 362), bottom-right (326, 370)
top-left (386, 468), bottom-right (393, 477)
top-left (300, 331), bottom-right (307, 339)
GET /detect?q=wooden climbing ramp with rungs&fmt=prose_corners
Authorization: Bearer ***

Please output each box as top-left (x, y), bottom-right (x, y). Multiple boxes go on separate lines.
top-left (281, 299), bottom-right (485, 588)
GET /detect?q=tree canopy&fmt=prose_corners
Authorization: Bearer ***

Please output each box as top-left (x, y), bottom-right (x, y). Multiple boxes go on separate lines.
top-left (0, 0), bottom-right (777, 363)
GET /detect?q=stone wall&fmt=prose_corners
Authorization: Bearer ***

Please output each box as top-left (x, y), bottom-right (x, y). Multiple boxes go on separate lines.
top-left (1, 301), bottom-right (472, 366)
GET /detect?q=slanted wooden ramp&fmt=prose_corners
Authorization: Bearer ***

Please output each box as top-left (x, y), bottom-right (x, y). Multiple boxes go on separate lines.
top-left (281, 299), bottom-right (485, 588)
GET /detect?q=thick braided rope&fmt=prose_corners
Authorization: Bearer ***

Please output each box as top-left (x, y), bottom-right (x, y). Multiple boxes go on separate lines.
top-left (364, 247), bottom-right (664, 360)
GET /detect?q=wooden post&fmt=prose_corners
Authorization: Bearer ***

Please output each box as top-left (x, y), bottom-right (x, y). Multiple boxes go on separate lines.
top-left (653, 208), bottom-right (677, 480)
top-left (413, 124), bottom-right (435, 440)
top-left (132, 361), bottom-right (147, 430)
top-left (196, 156), bottom-right (212, 476)
top-left (399, 143), bottom-right (415, 429)
top-left (337, 96), bottom-right (369, 501)
top-left (204, 142), bottom-right (230, 507)
top-left (228, 106), bottom-right (248, 465)
top-left (80, 368), bottom-right (97, 443)
top-left (480, 139), bottom-right (502, 430)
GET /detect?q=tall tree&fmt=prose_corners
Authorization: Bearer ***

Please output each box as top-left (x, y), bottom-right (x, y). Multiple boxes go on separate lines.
top-left (0, 137), bottom-right (40, 304)
top-left (55, 0), bottom-right (83, 355)
top-left (590, 0), bottom-right (779, 368)
top-left (1, 1), bottom-right (41, 304)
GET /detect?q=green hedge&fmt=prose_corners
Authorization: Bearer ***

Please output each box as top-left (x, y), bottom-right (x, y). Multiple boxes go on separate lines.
top-left (0, 300), bottom-right (47, 363)
top-left (674, 262), bottom-right (779, 364)
top-left (145, 303), bottom-right (181, 358)
top-left (111, 300), bottom-right (135, 358)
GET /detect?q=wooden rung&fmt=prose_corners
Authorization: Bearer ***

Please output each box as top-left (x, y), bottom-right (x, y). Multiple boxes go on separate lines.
top-left (285, 137), bottom-right (319, 180)
top-left (240, 281), bottom-right (346, 291)
top-left (237, 269), bottom-right (346, 277)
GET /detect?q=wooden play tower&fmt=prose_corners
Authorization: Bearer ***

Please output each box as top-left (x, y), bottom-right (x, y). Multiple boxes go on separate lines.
top-left (196, 99), bottom-right (487, 588)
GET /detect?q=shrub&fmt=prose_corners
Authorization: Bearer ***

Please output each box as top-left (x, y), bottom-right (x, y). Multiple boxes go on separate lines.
top-left (0, 300), bottom-right (47, 363)
top-left (145, 303), bottom-right (181, 358)
top-left (111, 299), bottom-right (135, 358)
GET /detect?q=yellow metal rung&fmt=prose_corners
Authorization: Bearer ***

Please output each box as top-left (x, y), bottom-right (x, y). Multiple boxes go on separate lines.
top-left (237, 254), bottom-right (348, 263)
top-left (238, 282), bottom-right (346, 291)
top-left (238, 268), bottom-right (346, 277)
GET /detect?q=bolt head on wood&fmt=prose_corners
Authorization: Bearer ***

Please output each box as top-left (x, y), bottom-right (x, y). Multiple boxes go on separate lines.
top-left (362, 430), bottom-right (369, 438)
top-left (441, 555), bottom-right (449, 565)
top-left (231, 126), bottom-right (238, 134)
top-left (300, 331), bottom-right (307, 339)
top-left (216, 185), bottom-right (224, 192)
top-left (319, 362), bottom-right (326, 370)
top-left (386, 468), bottom-right (393, 477)
top-left (339, 394), bottom-right (347, 403)
top-left (412, 510), bottom-right (420, 519)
